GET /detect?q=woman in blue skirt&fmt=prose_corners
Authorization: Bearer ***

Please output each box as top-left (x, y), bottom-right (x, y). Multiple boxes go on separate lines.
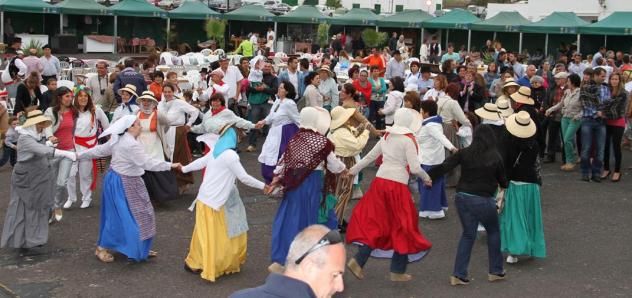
top-left (78, 115), bottom-right (180, 263)
top-left (267, 107), bottom-right (347, 273)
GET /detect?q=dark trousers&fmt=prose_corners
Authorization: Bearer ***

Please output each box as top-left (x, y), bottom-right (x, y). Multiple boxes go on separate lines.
top-left (369, 100), bottom-right (385, 130)
top-left (41, 74), bottom-right (57, 85)
top-left (604, 125), bottom-right (624, 172)
top-left (248, 103), bottom-right (271, 146)
top-left (453, 193), bottom-right (504, 279)
top-left (354, 244), bottom-right (408, 274)
top-left (428, 54), bottom-right (440, 64)
top-left (545, 119), bottom-right (562, 160)
top-left (0, 145), bottom-right (16, 167)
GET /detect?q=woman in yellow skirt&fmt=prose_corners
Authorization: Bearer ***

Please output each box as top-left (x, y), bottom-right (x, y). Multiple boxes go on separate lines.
top-left (180, 123), bottom-right (271, 282)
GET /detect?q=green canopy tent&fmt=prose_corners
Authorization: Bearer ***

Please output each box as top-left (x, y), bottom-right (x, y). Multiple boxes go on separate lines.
top-left (224, 4), bottom-right (276, 50)
top-left (276, 5), bottom-right (330, 53)
top-left (580, 11), bottom-right (632, 51)
top-left (55, 0), bottom-right (111, 36)
top-left (109, 0), bottom-right (167, 53)
top-left (521, 12), bottom-right (588, 56)
top-left (470, 11), bottom-right (530, 52)
top-left (422, 8), bottom-right (480, 52)
top-left (0, 0), bottom-right (58, 43)
top-left (329, 8), bottom-right (381, 28)
top-left (167, 0), bottom-right (221, 49)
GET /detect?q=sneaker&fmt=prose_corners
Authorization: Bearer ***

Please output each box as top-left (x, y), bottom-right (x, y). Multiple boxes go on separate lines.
top-left (246, 145), bottom-right (256, 152)
top-left (80, 200), bottom-right (91, 209)
top-left (54, 208), bottom-right (63, 222)
top-left (63, 199), bottom-right (74, 209)
top-left (488, 272), bottom-right (506, 282)
top-left (506, 255), bottom-right (518, 264)
top-left (427, 210), bottom-right (446, 219)
top-left (450, 276), bottom-right (470, 286)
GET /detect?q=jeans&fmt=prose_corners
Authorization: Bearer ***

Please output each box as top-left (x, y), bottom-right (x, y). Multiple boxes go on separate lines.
top-left (545, 119), bottom-right (562, 160)
top-left (0, 145), bottom-right (16, 167)
top-left (604, 124), bottom-right (624, 172)
top-left (580, 118), bottom-right (606, 177)
top-left (54, 156), bottom-right (75, 209)
top-left (247, 103), bottom-right (271, 146)
top-left (369, 100), bottom-right (385, 130)
top-left (453, 193), bottom-right (504, 279)
top-left (561, 117), bottom-right (581, 164)
top-left (354, 245), bottom-right (408, 274)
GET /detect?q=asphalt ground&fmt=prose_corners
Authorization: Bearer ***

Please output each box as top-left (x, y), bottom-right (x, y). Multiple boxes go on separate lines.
top-left (0, 139), bottom-right (631, 298)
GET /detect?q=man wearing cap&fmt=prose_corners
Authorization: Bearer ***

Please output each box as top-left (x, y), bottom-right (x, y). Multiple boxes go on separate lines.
top-left (568, 53), bottom-right (587, 76)
top-left (39, 45), bottom-right (61, 84)
top-left (1, 50), bottom-right (27, 99)
top-left (541, 72), bottom-right (568, 163)
top-left (318, 65), bottom-right (338, 110)
top-left (385, 50), bottom-right (405, 80)
top-left (113, 59), bottom-right (147, 103)
top-left (218, 55), bottom-right (245, 114)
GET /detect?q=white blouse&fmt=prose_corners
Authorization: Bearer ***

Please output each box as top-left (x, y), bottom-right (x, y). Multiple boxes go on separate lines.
top-left (75, 107), bottom-right (110, 138)
top-left (78, 133), bottom-right (172, 176)
top-left (158, 98), bottom-right (199, 127)
top-left (422, 88), bottom-right (445, 101)
top-left (264, 97), bottom-right (300, 127)
top-left (415, 117), bottom-right (456, 166)
top-left (112, 104), bottom-right (140, 123)
top-left (182, 149), bottom-right (265, 210)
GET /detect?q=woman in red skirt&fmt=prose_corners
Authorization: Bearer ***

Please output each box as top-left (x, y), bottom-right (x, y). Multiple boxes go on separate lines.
top-left (346, 108), bottom-right (433, 282)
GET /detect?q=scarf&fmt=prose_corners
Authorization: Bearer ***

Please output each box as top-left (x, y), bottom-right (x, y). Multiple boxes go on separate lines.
top-left (213, 127), bottom-right (237, 158)
top-left (422, 115), bottom-right (443, 126)
top-left (278, 128), bottom-right (335, 192)
top-left (211, 106), bottom-right (226, 116)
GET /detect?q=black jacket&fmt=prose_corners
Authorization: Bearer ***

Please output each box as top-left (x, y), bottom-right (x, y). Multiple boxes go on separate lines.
top-left (230, 273), bottom-right (316, 298)
top-left (503, 134), bottom-right (541, 185)
top-left (14, 83), bottom-right (43, 115)
top-left (602, 90), bottom-right (628, 120)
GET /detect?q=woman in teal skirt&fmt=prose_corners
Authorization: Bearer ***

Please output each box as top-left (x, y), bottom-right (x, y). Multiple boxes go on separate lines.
top-left (500, 111), bottom-right (546, 264)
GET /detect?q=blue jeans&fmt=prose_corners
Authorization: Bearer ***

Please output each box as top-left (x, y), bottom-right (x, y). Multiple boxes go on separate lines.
top-left (580, 118), bottom-right (606, 177)
top-left (354, 244), bottom-right (408, 274)
top-left (247, 103), bottom-right (271, 146)
top-left (0, 145), bottom-right (16, 167)
top-left (453, 193), bottom-right (504, 279)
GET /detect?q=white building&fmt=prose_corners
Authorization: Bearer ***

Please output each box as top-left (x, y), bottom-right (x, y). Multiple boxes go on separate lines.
top-left (317, 0), bottom-right (444, 15)
top-left (486, 0), bottom-right (632, 21)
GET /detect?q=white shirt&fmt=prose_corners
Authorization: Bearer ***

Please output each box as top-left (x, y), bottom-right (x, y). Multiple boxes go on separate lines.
top-left (79, 133), bottom-right (171, 177)
top-left (1, 58), bottom-right (27, 83)
top-left (182, 149), bottom-right (265, 210)
top-left (382, 91), bottom-right (404, 125)
top-left (267, 30), bottom-right (275, 42)
top-left (416, 117), bottom-right (456, 165)
top-left (259, 98), bottom-right (300, 166)
top-left (85, 74), bottom-right (110, 106)
top-left (112, 103), bottom-right (140, 123)
top-left (423, 88), bottom-right (445, 101)
top-left (75, 107), bottom-right (110, 138)
top-left (158, 98), bottom-right (199, 127)
top-left (191, 108), bottom-right (254, 135)
top-left (405, 71), bottom-right (421, 89)
top-left (318, 77), bottom-right (339, 107)
top-left (288, 71), bottom-right (298, 94)
top-left (40, 55), bottom-right (61, 76)
top-left (199, 83), bottom-right (230, 101)
top-left (220, 66), bottom-right (244, 99)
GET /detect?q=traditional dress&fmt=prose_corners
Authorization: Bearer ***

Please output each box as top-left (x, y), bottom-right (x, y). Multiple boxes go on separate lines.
top-left (258, 96), bottom-right (300, 184)
top-left (435, 94), bottom-right (471, 187)
top-left (78, 117), bottom-right (172, 262)
top-left (158, 98), bottom-right (199, 189)
top-left (66, 107), bottom-right (109, 207)
top-left (182, 127), bottom-right (265, 282)
top-left (270, 107), bottom-right (346, 265)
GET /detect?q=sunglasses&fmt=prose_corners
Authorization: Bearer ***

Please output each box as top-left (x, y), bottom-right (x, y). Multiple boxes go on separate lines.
top-left (294, 230), bottom-right (343, 265)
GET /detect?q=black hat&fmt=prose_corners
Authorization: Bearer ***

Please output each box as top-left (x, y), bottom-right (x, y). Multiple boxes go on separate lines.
top-left (420, 65), bottom-right (431, 73)
top-left (11, 37), bottom-right (21, 44)
top-left (392, 50), bottom-right (401, 55)
top-left (200, 67), bottom-right (209, 74)
top-left (42, 44), bottom-right (51, 50)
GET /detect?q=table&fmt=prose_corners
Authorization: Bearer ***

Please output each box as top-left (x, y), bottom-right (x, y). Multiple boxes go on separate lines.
top-left (16, 34), bottom-right (49, 48)
top-left (83, 35), bottom-right (115, 53)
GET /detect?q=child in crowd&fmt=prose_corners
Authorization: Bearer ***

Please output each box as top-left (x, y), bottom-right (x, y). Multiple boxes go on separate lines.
top-left (40, 77), bottom-right (57, 112)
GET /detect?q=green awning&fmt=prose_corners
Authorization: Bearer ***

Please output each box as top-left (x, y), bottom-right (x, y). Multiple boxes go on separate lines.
top-left (276, 5), bottom-right (330, 24)
top-left (422, 8), bottom-right (479, 29)
top-left (580, 11), bottom-right (632, 36)
top-left (330, 8), bottom-right (382, 26)
top-left (224, 4), bottom-right (275, 22)
top-left (0, 0), bottom-right (57, 14)
top-left (521, 12), bottom-right (588, 34)
top-left (109, 0), bottom-right (166, 18)
top-left (168, 0), bottom-right (221, 20)
top-left (377, 9), bottom-right (433, 28)
top-left (470, 11), bottom-right (530, 32)
top-left (55, 0), bottom-right (110, 16)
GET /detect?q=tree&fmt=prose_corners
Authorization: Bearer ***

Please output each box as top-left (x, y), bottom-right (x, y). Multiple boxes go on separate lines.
top-left (361, 29), bottom-right (387, 49)
top-left (317, 23), bottom-right (331, 49)
top-left (325, 0), bottom-right (342, 8)
top-left (205, 19), bottom-right (227, 49)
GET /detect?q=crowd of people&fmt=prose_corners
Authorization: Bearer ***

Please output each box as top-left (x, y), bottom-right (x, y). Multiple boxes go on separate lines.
top-left (0, 31), bottom-right (631, 297)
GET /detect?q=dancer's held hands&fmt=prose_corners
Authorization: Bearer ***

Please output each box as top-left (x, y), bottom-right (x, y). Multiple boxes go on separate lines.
top-left (255, 120), bottom-right (266, 129)
top-left (423, 179), bottom-right (433, 188)
top-left (171, 163), bottom-right (183, 171)
top-left (263, 184), bottom-right (275, 195)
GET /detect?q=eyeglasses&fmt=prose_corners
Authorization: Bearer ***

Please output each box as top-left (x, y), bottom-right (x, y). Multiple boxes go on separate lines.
top-left (294, 230), bottom-right (343, 265)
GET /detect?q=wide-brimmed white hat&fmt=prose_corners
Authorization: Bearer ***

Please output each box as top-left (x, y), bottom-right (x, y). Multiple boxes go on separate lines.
top-left (22, 110), bottom-right (52, 128)
top-left (330, 106), bottom-right (356, 130)
top-left (386, 108), bottom-right (419, 135)
top-left (502, 78), bottom-right (519, 89)
top-left (510, 86), bottom-right (535, 105)
top-left (495, 98), bottom-right (514, 118)
top-left (300, 107), bottom-right (331, 135)
top-left (137, 90), bottom-right (158, 104)
top-left (475, 103), bottom-right (501, 121)
top-left (318, 65), bottom-right (334, 77)
top-left (506, 111), bottom-right (536, 138)
top-left (117, 84), bottom-right (138, 98)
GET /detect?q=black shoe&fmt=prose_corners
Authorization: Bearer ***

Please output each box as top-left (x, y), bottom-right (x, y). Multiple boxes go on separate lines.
top-left (581, 175), bottom-right (590, 182)
top-left (591, 176), bottom-right (601, 183)
top-left (184, 263), bottom-right (202, 274)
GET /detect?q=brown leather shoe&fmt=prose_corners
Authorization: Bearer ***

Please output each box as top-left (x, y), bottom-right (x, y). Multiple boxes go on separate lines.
top-left (390, 272), bottom-right (412, 282)
top-left (347, 258), bottom-right (365, 279)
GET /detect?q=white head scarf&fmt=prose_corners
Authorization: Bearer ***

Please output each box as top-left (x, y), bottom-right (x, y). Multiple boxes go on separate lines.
top-left (99, 115), bottom-right (137, 144)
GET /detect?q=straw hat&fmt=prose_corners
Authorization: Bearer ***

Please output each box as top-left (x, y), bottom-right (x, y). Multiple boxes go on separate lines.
top-left (386, 108), bottom-right (419, 135)
top-left (475, 103), bottom-right (501, 121)
top-left (495, 98), bottom-right (514, 118)
top-left (330, 106), bottom-right (356, 130)
top-left (502, 78), bottom-right (519, 89)
top-left (554, 71), bottom-right (569, 79)
top-left (300, 107), bottom-right (331, 135)
top-left (138, 91), bottom-right (158, 104)
top-left (117, 84), bottom-right (138, 98)
top-left (318, 65), bottom-right (334, 77)
top-left (510, 86), bottom-right (535, 105)
top-left (506, 111), bottom-right (536, 138)
top-left (22, 110), bottom-right (52, 128)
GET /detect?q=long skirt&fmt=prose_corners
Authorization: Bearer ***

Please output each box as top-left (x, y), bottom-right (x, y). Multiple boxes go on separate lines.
top-left (443, 122), bottom-right (461, 187)
top-left (260, 123), bottom-right (299, 184)
top-left (142, 170), bottom-right (178, 203)
top-left (98, 169), bottom-right (155, 262)
top-left (418, 164), bottom-right (448, 212)
top-left (500, 181), bottom-right (546, 258)
top-left (271, 170), bottom-right (324, 264)
top-left (346, 177), bottom-right (432, 255)
top-left (173, 126), bottom-right (194, 188)
top-left (185, 201), bottom-right (247, 282)
top-left (334, 155), bottom-right (357, 222)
